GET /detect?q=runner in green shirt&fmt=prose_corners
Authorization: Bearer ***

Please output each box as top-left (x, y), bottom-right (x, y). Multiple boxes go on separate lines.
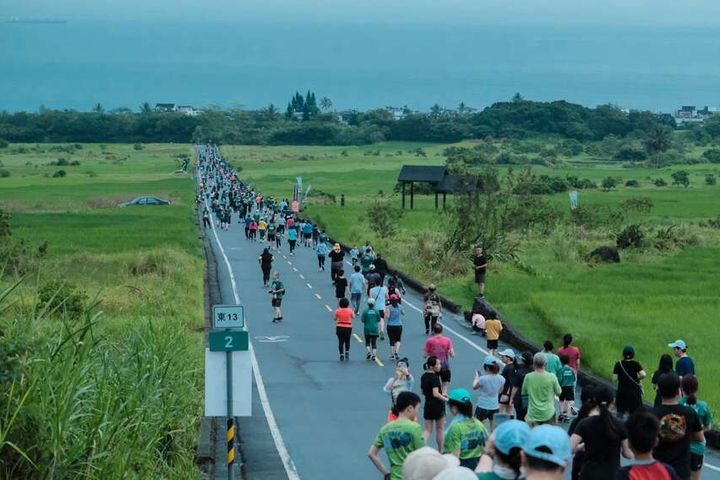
top-left (269, 272), bottom-right (285, 323)
top-left (362, 298), bottom-right (384, 361)
top-left (443, 388), bottom-right (488, 471)
top-left (368, 392), bottom-right (425, 480)
top-left (680, 375), bottom-right (713, 463)
top-left (521, 352), bottom-right (561, 425)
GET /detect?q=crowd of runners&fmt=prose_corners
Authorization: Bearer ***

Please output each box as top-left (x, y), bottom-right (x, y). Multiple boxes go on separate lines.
top-left (197, 145), bottom-right (712, 480)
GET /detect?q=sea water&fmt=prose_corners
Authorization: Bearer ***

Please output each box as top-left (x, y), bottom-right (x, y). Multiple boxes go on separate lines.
top-left (1, 20), bottom-right (718, 113)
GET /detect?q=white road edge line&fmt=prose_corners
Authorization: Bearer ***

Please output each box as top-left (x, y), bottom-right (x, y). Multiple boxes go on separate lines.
top-left (202, 174), bottom-right (300, 480)
top-left (314, 293), bottom-right (322, 300)
top-left (299, 274), bottom-right (305, 280)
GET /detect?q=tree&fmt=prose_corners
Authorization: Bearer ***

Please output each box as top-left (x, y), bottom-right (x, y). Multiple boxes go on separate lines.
top-left (93, 103), bottom-right (104, 113)
top-left (263, 104), bottom-right (278, 121)
top-left (512, 93), bottom-right (524, 102)
top-left (285, 102), bottom-right (294, 119)
top-left (367, 198), bottom-right (402, 238)
top-left (702, 148), bottom-right (720, 163)
top-left (671, 170), bottom-right (690, 188)
top-left (643, 125), bottom-right (673, 155)
top-left (140, 102), bottom-right (152, 114)
top-left (319, 96), bottom-right (333, 111)
top-left (0, 206), bottom-right (10, 238)
top-left (705, 174), bottom-right (717, 185)
top-left (601, 176), bottom-right (618, 191)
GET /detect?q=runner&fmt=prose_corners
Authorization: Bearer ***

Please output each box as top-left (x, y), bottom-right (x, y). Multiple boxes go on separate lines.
top-left (328, 243), bottom-right (345, 283)
top-left (386, 294), bottom-right (404, 360)
top-left (421, 356), bottom-right (449, 450)
top-left (569, 386), bottom-right (632, 480)
top-left (542, 341), bottom-right (562, 377)
top-left (360, 247), bottom-right (375, 276)
top-left (350, 244), bottom-right (360, 266)
top-left (612, 345), bottom-right (646, 418)
top-left (476, 419), bottom-right (529, 479)
top-left (679, 375), bottom-right (712, 480)
top-left (361, 298), bottom-right (383, 361)
top-left (368, 391), bottom-right (425, 480)
top-left (557, 333), bottom-right (581, 372)
top-left (258, 217), bottom-right (267, 240)
top-left (266, 221), bottom-right (277, 249)
top-left (374, 254), bottom-right (388, 285)
top-left (473, 246), bottom-right (488, 297)
top-left (334, 269), bottom-right (348, 301)
top-left (202, 207), bottom-right (211, 228)
top-left (315, 240), bottom-right (329, 271)
top-left (424, 323), bottom-right (455, 393)
top-left (497, 349), bottom-right (517, 417)
top-left (258, 247), bottom-right (274, 287)
top-left (302, 220), bottom-right (313, 247)
top-left (522, 353), bottom-right (561, 426)
top-left (349, 265), bottom-right (366, 314)
top-left (567, 386), bottom-right (596, 480)
top-left (369, 279), bottom-right (389, 322)
top-left (423, 284), bottom-right (442, 335)
top-left (248, 218), bottom-right (258, 241)
top-left (385, 271), bottom-right (406, 296)
top-left (334, 297), bottom-right (355, 361)
top-left (366, 265), bottom-right (382, 294)
top-left (383, 358), bottom-right (415, 421)
top-left (444, 388), bottom-right (489, 470)
top-left (616, 411), bottom-right (682, 480)
top-left (287, 224), bottom-right (297, 254)
top-left (472, 356), bottom-right (506, 432)
top-left (269, 271), bottom-right (285, 323)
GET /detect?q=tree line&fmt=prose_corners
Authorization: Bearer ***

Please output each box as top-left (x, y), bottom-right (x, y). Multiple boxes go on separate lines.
top-left (2, 96), bottom-right (719, 146)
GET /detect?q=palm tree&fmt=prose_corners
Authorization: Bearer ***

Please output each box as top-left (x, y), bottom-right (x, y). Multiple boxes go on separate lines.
top-left (93, 103), bottom-right (104, 113)
top-left (319, 96), bottom-right (333, 112)
top-left (139, 102), bottom-right (152, 114)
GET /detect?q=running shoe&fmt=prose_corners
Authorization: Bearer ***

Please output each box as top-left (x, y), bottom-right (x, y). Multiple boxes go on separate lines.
top-left (366, 352), bottom-right (372, 360)
top-left (340, 354), bottom-right (345, 361)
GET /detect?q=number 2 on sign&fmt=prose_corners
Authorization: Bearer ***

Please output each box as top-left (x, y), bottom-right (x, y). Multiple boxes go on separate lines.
top-left (225, 336), bottom-right (233, 349)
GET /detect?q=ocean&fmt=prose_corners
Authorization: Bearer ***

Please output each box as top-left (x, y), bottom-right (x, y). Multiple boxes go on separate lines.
top-left (1, 20), bottom-right (719, 113)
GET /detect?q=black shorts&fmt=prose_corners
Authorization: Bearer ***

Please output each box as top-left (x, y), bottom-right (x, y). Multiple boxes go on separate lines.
top-left (560, 386), bottom-right (575, 401)
top-left (386, 326), bottom-right (403, 345)
top-left (691, 453), bottom-right (704, 472)
top-left (486, 339), bottom-right (499, 350)
top-left (268, 234), bottom-right (275, 241)
top-left (475, 272), bottom-right (486, 284)
top-left (439, 368), bottom-right (452, 383)
top-left (303, 232), bottom-right (311, 239)
top-left (424, 401), bottom-right (445, 421)
top-left (475, 406), bottom-right (498, 421)
top-left (271, 298), bottom-right (282, 307)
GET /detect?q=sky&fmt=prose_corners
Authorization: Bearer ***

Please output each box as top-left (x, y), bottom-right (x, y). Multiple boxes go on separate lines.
top-left (3, 0), bottom-right (720, 26)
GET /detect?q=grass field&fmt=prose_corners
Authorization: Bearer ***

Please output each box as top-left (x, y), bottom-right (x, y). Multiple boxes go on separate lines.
top-left (222, 141), bottom-right (720, 415)
top-left (0, 144), bottom-right (204, 478)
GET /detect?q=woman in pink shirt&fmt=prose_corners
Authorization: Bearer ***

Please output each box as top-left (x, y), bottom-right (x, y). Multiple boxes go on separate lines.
top-left (557, 333), bottom-right (581, 371)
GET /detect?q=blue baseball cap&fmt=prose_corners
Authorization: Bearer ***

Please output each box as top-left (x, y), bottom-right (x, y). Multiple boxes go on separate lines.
top-left (523, 425), bottom-right (572, 468)
top-left (483, 355), bottom-right (499, 366)
top-left (448, 388), bottom-right (472, 403)
top-left (494, 420), bottom-right (530, 455)
top-left (668, 339), bottom-right (687, 350)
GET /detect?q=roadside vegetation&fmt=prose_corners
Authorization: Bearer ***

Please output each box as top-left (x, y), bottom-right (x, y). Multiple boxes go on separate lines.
top-left (0, 144), bottom-right (204, 478)
top-left (223, 136), bottom-right (720, 413)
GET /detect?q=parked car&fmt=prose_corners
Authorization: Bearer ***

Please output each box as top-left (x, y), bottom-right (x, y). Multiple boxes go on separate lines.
top-left (119, 196), bottom-right (170, 207)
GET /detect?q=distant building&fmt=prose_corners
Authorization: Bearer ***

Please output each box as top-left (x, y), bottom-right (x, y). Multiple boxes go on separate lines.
top-left (155, 103), bottom-right (177, 112)
top-left (385, 106), bottom-right (408, 120)
top-left (177, 105), bottom-right (200, 116)
top-left (673, 105), bottom-right (718, 125)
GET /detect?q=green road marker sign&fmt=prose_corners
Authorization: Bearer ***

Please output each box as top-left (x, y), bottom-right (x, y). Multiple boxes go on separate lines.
top-left (209, 330), bottom-right (249, 352)
top-left (212, 305), bottom-right (245, 329)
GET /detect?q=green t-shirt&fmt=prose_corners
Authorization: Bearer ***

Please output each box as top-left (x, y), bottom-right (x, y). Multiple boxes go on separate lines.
top-left (267, 225), bottom-right (276, 235)
top-left (362, 308), bottom-right (381, 336)
top-left (557, 366), bottom-right (576, 388)
top-left (680, 397), bottom-right (712, 455)
top-left (544, 352), bottom-right (562, 376)
top-left (443, 417), bottom-right (488, 460)
top-left (360, 254), bottom-right (374, 273)
top-left (374, 419), bottom-right (424, 480)
top-left (270, 280), bottom-right (284, 300)
top-left (476, 473), bottom-right (504, 480)
top-left (522, 371), bottom-right (561, 423)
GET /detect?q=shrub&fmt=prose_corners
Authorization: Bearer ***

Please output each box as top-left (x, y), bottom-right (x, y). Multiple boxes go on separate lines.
top-left (614, 147), bottom-right (647, 162)
top-left (625, 179), bottom-right (640, 187)
top-left (69, 160), bottom-right (81, 166)
top-left (706, 174), bottom-right (717, 185)
top-left (52, 170), bottom-right (67, 178)
top-left (0, 169), bottom-right (10, 178)
top-left (367, 198), bottom-right (403, 238)
top-left (702, 148), bottom-right (720, 163)
top-left (601, 176), bottom-right (618, 191)
top-left (616, 224), bottom-right (644, 249)
top-left (620, 197), bottom-right (653, 213)
top-left (654, 178), bottom-right (667, 187)
top-left (36, 280), bottom-right (88, 318)
top-left (133, 143), bottom-right (144, 150)
top-left (0, 138), bottom-right (8, 148)
top-left (566, 176), bottom-right (597, 189)
top-left (54, 158), bottom-right (69, 166)
top-left (671, 170), bottom-right (690, 188)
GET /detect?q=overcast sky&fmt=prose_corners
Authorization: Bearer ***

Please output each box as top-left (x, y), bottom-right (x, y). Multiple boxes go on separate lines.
top-left (3, 0), bottom-right (720, 26)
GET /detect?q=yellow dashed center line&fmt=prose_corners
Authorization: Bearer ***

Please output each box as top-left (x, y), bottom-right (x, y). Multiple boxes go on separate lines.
top-left (325, 304), bottom-right (332, 312)
top-left (374, 358), bottom-right (385, 367)
top-left (314, 293), bottom-right (322, 300)
top-left (353, 334), bottom-right (363, 343)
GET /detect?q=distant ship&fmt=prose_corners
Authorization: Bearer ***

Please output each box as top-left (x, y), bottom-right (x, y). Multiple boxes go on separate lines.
top-left (5, 17), bottom-right (68, 24)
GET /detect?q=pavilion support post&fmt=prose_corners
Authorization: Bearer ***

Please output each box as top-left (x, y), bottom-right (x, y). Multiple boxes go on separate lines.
top-left (434, 192), bottom-right (438, 209)
top-left (401, 182), bottom-right (406, 209)
top-left (410, 182), bottom-right (414, 209)
top-left (443, 192), bottom-right (447, 209)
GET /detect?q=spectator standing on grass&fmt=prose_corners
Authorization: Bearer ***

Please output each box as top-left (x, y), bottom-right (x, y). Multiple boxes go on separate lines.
top-left (668, 339), bottom-right (695, 378)
top-left (473, 246), bottom-right (488, 297)
top-left (521, 425), bottom-right (573, 480)
top-left (570, 386), bottom-right (633, 480)
top-left (368, 391), bottom-right (425, 480)
top-left (557, 333), bottom-right (581, 372)
top-left (679, 375), bottom-right (713, 480)
top-left (615, 410), bottom-right (681, 480)
top-left (652, 372), bottom-right (704, 480)
top-left (613, 345), bottom-right (646, 417)
top-left (522, 353), bottom-right (561, 426)
top-left (652, 354), bottom-right (675, 407)
top-left (542, 341), bottom-right (562, 376)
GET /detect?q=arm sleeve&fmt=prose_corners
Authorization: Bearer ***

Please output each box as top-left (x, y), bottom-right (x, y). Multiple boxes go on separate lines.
top-left (374, 431), bottom-right (384, 448)
top-left (613, 362), bottom-right (620, 376)
top-left (689, 410), bottom-right (703, 433)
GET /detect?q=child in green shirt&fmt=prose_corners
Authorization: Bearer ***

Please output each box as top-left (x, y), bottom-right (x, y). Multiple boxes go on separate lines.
top-left (557, 354), bottom-right (576, 423)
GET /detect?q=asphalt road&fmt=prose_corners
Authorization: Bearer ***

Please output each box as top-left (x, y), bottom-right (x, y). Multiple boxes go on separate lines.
top-left (205, 192), bottom-right (720, 480)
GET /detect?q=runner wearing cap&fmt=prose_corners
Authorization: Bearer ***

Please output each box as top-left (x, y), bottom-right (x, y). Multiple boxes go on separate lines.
top-left (668, 339), bottom-right (695, 378)
top-left (522, 425), bottom-right (573, 480)
top-left (497, 349), bottom-right (517, 417)
top-left (386, 294), bottom-right (405, 360)
top-left (366, 265), bottom-right (382, 294)
top-left (328, 243), bottom-right (345, 283)
top-left (444, 388), bottom-right (489, 470)
top-left (423, 284), bottom-right (442, 335)
top-left (476, 419), bottom-right (530, 479)
top-left (472, 356), bottom-right (506, 432)
top-left (368, 391), bottom-right (425, 480)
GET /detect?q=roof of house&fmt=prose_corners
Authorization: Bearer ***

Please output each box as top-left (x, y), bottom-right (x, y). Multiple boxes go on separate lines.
top-left (433, 174), bottom-right (477, 193)
top-left (397, 165), bottom-right (447, 183)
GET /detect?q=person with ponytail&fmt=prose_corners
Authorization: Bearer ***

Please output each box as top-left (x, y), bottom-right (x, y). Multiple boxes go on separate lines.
top-left (476, 419), bottom-right (530, 480)
top-left (444, 388), bottom-right (489, 470)
top-left (421, 356), bottom-right (449, 450)
top-left (567, 386), bottom-right (596, 480)
top-left (570, 386), bottom-right (633, 479)
top-left (680, 375), bottom-right (713, 480)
